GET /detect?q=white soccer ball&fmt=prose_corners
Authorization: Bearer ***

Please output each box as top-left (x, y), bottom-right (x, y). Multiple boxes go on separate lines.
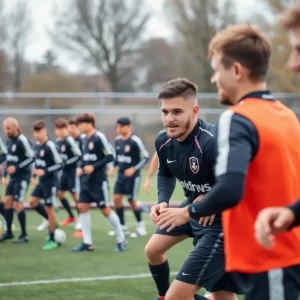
top-left (54, 228), bottom-right (66, 243)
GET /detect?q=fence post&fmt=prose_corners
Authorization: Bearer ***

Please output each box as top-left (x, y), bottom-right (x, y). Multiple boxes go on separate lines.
top-left (45, 97), bottom-right (51, 132)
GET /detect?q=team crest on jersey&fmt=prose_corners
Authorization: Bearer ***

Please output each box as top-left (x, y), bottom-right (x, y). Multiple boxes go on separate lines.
top-left (88, 142), bottom-right (94, 150)
top-left (61, 144), bottom-right (66, 152)
top-left (40, 150), bottom-right (45, 157)
top-left (12, 144), bottom-right (16, 152)
top-left (124, 145), bottom-right (130, 152)
top-left (189, 157), bottom-right (199, 174)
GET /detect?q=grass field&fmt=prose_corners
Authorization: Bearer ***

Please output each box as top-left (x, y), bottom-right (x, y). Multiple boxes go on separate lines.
top-left (0, 172), bottom-right (246, 300)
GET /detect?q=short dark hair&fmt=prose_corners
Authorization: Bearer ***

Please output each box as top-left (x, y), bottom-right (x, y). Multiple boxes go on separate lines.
top-left (33, 120), bottom-right (46, 131)
top-left (116, 117), bottom-right (131, 126)
top-left (76, 113), bottom-right (96, 128)
top-left (158, 78), bottom-right (198, 100)
top-left (280, 5), bottom-right (300, 29)
top-left (68, 118), bottom-right (78, 126)
top-left (54, 118), bottom-right (68, 129)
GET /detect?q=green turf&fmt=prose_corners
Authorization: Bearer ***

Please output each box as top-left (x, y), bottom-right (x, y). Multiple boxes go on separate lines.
top-left (0, 171), bottom-right (247, 299)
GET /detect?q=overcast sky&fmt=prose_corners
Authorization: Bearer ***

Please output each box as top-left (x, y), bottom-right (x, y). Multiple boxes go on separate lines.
top-left (6, 0), bottom-right (263, 73)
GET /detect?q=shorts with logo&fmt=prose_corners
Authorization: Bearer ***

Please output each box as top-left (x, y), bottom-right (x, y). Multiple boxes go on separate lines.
top-left (114, 173), bottom-right (140, 200)
top-left (58, 169), bottom-right (80, 194)
top-left (79, 179), bottom-right (110, 209)
top-left (229, 265), bottom-right (300, 300)
top-left (31, 178), bottom-right (58, 207)
top-left (176, 231), bottom-right (243, 294)
top-left (6, 173), bottom-right (31, 202)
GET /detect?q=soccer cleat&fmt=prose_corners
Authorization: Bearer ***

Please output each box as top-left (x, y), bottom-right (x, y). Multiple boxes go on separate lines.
top-left (72, 230), bottom-right (83, 239)
top-left (75, 221), bottom-right (82, 231)
top-left (153, 297), bottom-right (165, 300)
top-left (114, 239), bottom-right (127, 253)
top-left (37, 219), bottom-right (49, 231)
top-left (71, 242), bottom-right (94, 252)
top-left (60, 217), bottom-right (77, 227)
top-left (108, 225), bottom-right (130, 237)
top-left (42, 240), bottom-right (58, 250)
top-left (13, 235), bottom-right (30, 244)
top-left (204, 292), bottom-right (214, 300)
top-left (0, 232), bottom-right (14, 242)
top-left (136, 222), bottom-right (147, 237)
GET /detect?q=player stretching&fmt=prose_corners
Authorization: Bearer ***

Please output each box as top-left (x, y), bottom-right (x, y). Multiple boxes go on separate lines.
top-left (55, 119), bottom-right (82, 236)
top-left (71, 113), bottom-right (126, 252)
top-left (0, 117), bottom-right (34, 243)
top-left (145, 78), bottom-right (240, 300)
top-left (29, 120), bottom-right (62, 250)
top-left (109, 117), bottom-right (149, 237)
top-left (158, 25), bottom-right (300, 300)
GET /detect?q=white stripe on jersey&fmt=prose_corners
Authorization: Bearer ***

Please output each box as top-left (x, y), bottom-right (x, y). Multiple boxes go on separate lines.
top-left (0, 138), bottom-right (7, 154)
top-left (95, 131), bottom-right (113, 156)
top-left (67, 136), bottom-right (82, 156)
top-left (19, 134), bottom-right (34, 157)
top-left (131, 135), bottom-right (149, 159)
top-left (46, 140), bottom-right (63, 164)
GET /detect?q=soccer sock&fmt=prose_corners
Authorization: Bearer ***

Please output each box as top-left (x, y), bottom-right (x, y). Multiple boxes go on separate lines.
top-left (4, 208), bottom-right (13, 234)
top-left (49, 231), bottom-right (55, 242)
top-left (149, 260), bottom-right (170, 297)
top-left (60, 198), bottom-right (74, 218)
top-left (0, 202), bottom-right (4, 217)
top-left (194, 295), bottom-right (207, 300)
top-left (107, 211), bottom-right (125, 243)
top-left (133, 208), bottom-right (142, 222)
top-left (79, 212), bottom-right (92, 245)
top-left (116, 207), bottom-right (125, 225)
top-left (35, 203), bottom-right (48, 219)
top-left (18, 210), bottom-right (27, 236)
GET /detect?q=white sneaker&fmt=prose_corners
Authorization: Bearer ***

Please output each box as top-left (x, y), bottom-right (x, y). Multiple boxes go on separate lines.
top-left (75, 221), bottom-right (82, 230)
top-left (136, 221), bottom-right (147, 237)
top-left (108, 225), bottom-right (130, 237)
top-left (37, 219), bottom-right (49, 231)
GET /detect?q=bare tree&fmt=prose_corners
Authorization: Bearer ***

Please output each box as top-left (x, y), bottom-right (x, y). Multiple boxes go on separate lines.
top-left (7, 0), bottom-right (32, 92)
top-left (51, 0), bottom-right (151, 92)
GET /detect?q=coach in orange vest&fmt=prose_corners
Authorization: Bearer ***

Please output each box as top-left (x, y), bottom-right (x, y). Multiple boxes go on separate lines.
top-left (157, 23), bottom-right (300, 300)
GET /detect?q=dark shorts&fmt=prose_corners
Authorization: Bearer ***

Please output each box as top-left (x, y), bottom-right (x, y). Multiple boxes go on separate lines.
top-left (176, 231), bottom-right (243, 294)
top-left (231, 265), bottom-right (300, 300)
top-left (155, 220), bottom-right (194, 239)
top-left (79, 180), bottom-right (109, 209)
top-left (114, 173), bottom-right (140, 200)
top-left (58, 169), bottom-right (80, 194)
top-left (31, 180), bottom-right (57, 207)
top-left (6, 174), bottom-right (30, 202)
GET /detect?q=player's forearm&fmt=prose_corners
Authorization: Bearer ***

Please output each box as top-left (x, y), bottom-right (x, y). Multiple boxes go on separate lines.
top-left (93, 154), bottom-right (114, 171)
top-left (0, 154), bottom-right (6, 165)
top-left (134, 157), bottom-right (149, 171)
top-left (17, 157), bottom-right (34, 170)
top-left (157, 174), bottom-right (176, 204)
top-left (65, 156), bottom-right (79, 166)
top-left (45, 163), bottom-right (62, 174)
top-left (287, 200), bottom-right (300, 228)
top-left (146, 153), bottom-right (158, 177)
top-left (188, 173), bottom-right (245, 219)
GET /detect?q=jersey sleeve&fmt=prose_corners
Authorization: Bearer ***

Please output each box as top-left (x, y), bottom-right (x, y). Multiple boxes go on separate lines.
top-left (65, 136), bottom-right (81, 166)
top-left (132, 135), bottom-right (150, 171)
top-left (17, 135), bottom-right (35, 169)
top-left (45, 140), bottom-right (62, 173)
top-left (288, 200), bottom-right (300, 228)
top-left (93, 132), bottom-right (114, 171)
top-left (188, 111), bottom-right (259, 219)
top-left (0, 138), bottom-right (7, 164)
top-left (202, 137), bottom-right (217, 165)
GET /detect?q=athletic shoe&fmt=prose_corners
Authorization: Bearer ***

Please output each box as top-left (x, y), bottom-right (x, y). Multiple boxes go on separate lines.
top-left (108, 225), bottom-right (130, 237)
top-left (0, 232), bottom-right (14, 242)
top-left (42, 240), bottom-right (58, 250)
top-left (71, 242), bottom-right (94, 252)
top-left (72, 230), bottom-right (83, 239)
top-left (136, 221), bottom-right (147, 237)
top-left (60, 217), bottom-right (77, 227)
top-left (13, 235), bottom-right (29, 244)
top-left (114, 239), bottom-right (127, 252)
top-left (37, 219), bottom-right (49, 231)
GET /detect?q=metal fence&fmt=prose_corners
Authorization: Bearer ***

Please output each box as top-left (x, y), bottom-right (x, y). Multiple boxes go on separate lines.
top-left (1, 92), bottom-right (300, 156)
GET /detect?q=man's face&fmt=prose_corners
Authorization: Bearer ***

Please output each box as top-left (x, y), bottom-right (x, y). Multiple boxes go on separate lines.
top-left (33, 128), bottom-right (47, 142)
top-left (116, 124), bottom-right (130, 136)
top-left (78, 122), bottom-right (90, 134)
top-left (3, 122), bottom-right (18, 138)
top-left (54, 128), bottom-right (67, 140)
top-left (67, 124), bottom-right (79, 137)
top-left (210, 53), bottom-right (239, 106)
top-left (288, 26), bottom-right (300, 72)
top-left (161, 96), bottom-right (198, 139)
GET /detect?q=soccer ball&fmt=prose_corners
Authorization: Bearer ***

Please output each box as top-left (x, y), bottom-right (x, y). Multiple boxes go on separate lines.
top-left (54, 229), bottom-right (66, 243)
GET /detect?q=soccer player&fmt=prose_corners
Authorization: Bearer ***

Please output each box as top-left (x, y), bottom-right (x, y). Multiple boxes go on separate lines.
top-left (29, 120), bottom-right (62, 250)
top-left (109, 117), bottom-right (149, 236)
top-left (0, 117), bottom-right (34, 243)
top-left (254, 4), bottom-right (300, 248)
top-left (157, 25), bottom-right (300, 300)
top-left (146, 78), bottom-right (240, 300)
top-left (71, 113), bottom-right (126, 252)
top-left (67, 118), bottom-right (86, 150)
top-left (143, 152), bottom-right (158, 193)
top-left (55, 118), bottom-right (82, 235)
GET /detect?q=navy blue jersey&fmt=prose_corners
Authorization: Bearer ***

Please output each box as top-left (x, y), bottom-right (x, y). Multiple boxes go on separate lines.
top-left (0, 137), bottom-right (7, 165)
top-left (6, 133), bottom-right (34, 176)
top-left (56, 135), bottom-right (81, 171)
top-left (74, 133), bottom-right (86, 153)
top-left (34, 140), bottom-right (62, 182)
top-left (81, 130), bottom-right (114, 183)
top-left (115, 134), bottom-right (149, 174)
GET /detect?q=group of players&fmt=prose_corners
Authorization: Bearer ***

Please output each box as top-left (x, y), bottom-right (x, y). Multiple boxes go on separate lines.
top-left (0, 114), bottom-right (150, 252)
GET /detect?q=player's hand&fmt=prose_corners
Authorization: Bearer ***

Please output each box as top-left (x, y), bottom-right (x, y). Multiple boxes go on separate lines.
top-left (76, 168), bottom-right (83, 176)
top-left (31, 177), bottom-right (37, 185)
top-left (143, 176), bottom-right (151, 193)
top-left (84, 165), bottom-right (94, 175)
top-left (254, 207), bottom-right (295, 249)
top-left (157, 206), bottom-right (190, 232)
top-left (124, 167), bottom-right (136, 177)
top-left (35, 169), bottom-right (45, 177)
top-left (193, 195), bottom-right (216, 226)
top-left (6, 165), bottom-right (16, 175)
top-left (1, 177), bottom-right (7, 187)
top-left (107, 166), bottom-right (115, 177)
top-left (150, 202), bottom-right (168, 224)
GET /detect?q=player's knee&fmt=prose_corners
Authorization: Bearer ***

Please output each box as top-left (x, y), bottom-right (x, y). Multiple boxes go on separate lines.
top-left (78, 203), bottom-right (88, 213)
top-left (29, 197), bottom-right (38, 208)
top-left (100, 206), bottom-right (111, 217)
top-left (57, 190), bottom-right (64, 199)
top-left (113, 195), bottom-right (122, 207)
top-left (145, 240), bottom-right (163, 260)
top-left (4, 196), bottom-right (13, 208)
top-left (14, 201), bottom-right (23, 212)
